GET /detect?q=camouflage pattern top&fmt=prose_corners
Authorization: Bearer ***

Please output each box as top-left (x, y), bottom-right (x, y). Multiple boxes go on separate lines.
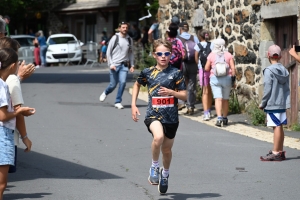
top-left (137, 65), bottom-right (186, 123)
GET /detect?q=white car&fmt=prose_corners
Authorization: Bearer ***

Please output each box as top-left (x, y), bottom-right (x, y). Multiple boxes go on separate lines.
top-left (10, 35), bottom-right (35, 64)
top-left (46, 34), bottom-right (83, 64)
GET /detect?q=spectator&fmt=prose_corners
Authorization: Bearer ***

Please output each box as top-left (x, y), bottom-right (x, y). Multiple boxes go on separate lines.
top-left (140, 26), bottom-right (149, 49)
top-left (166, 23), bottom-right (184, 70)
top-left (99, 40), bottom-right (107, 63)
top-left (259, 45), bottom-right (290, 161)
top-left (33, 34), bottom-right (41, 68)
top-left (0, 48), bottom-right (35, 199)
top-left (148, 20), bottom-right (159, 42)
top-left (178, 22), bottom-right (200, 115)
top-left (0, 37), bottom-right (36, 174)
top-left (3, 15), bottom-right (10, 37)
top-left (194, 30), bottom-right (214, 120)
top-left (37, 30), bottom-right (48, 67)
top-left (131, 24), bottom-right (141, 42)
top-left (204, 38), bottom-right (236, 127)
top-left (99, 22), bottom-right (135, 109)
top-left (0, 18), bottom-right (5, 38)
top-left (28, 29), bottom-right (35, 37)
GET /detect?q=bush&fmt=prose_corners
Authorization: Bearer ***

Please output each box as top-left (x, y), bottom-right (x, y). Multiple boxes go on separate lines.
top-left (136, 46), bottom-right (156, 71)
top-left (290, 123), bottom-right (300, 131)
top-left (229, 90), bottom-right (241, 114)
top-left (246, 100), bottom-right (266, 126)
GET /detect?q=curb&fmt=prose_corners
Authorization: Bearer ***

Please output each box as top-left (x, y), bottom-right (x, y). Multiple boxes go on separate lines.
top-left (129, 88), bottom-right (300, 150)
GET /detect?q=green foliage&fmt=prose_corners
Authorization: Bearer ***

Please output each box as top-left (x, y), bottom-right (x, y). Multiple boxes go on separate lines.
top-left (196, 84), bottom-right (202, 102)
top-left (229, 90), bottom-right (241, 114)
top-left (137, 46), bottom-right (156, 71)
top-left (146, 0), bottom-right (159, 18)
top-left (246, 100), bottom-right (266, 126)
top-left (290, 123), bottom-right (300, 131)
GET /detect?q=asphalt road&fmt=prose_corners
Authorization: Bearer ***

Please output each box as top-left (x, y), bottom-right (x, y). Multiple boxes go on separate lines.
top-left (4, 65), bottom-right (300, 200)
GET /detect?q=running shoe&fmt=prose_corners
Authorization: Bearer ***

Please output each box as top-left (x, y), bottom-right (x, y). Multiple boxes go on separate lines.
top-left (223, 118), bottom-right (228, 125)
top-left (264, 150), bottom-right (286, 160)
top-left (215, 119), bottom-right (222, 127)
top-left (281, 151), bottom-right (286, 160)
top-left (99, 92), bottom-right (107, 102)
top-left (148, 167), bottom-right (159, 185)
top-left (260, 151), bottom-right (283, 161)
top-left (203, 113), bottom-right (209, 121)
top-left (158, 168), bottom-right (169, 194)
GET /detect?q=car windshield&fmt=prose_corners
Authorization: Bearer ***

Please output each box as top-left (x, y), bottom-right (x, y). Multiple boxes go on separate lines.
top-left (48, 37), bottom-right (76, 45)
top-left (14, 37), bottom-right (34, 47)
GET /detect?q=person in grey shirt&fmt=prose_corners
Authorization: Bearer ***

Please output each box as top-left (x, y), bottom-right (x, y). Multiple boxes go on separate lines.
top-left (99, 22), bottom-right (135, 109)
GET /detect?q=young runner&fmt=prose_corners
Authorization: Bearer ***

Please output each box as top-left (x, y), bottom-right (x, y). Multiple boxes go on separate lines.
top-left (131, 39), bottom-right (187, 194)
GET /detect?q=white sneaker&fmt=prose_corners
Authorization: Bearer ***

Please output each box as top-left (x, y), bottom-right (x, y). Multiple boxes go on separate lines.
top-left (99, 92), bottom-right (107, 102)
top-left (114, 103), bottom-right (124, 109)
top-left (203, 113), bottom-right (210, 121)
top-left (35, 65), bottom-right (40, 69)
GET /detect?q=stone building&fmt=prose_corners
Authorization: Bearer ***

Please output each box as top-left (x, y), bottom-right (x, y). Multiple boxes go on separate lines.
top-left (158, 0), bottom-right (300, 124)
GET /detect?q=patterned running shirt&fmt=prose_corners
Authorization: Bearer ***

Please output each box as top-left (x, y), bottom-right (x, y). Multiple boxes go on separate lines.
top-left (137, 65), bottom-right (186, 123)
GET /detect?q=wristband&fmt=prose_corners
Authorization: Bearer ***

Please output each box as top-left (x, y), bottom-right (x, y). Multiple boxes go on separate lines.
top-left (20, 134), bottom-right (28, 140)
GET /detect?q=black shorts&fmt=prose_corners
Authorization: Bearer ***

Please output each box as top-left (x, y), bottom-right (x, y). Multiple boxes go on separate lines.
top-left (144, 118), bottom-right (179, 139)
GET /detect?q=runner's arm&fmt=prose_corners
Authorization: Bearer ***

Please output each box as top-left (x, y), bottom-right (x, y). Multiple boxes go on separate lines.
top-left (158, 87), bottom-right (187, 101)
top-left (131, 81), bottom-right (141, 106)
top-left (131, 81), bottom-right (141, 122)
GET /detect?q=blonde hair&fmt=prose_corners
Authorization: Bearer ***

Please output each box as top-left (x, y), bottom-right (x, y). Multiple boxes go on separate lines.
top-left (153, 39), bottom-right (172, 53)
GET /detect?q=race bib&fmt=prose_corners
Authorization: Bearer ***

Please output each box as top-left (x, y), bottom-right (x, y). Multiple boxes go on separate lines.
top-left (152, 96), bottom-right (175, 108)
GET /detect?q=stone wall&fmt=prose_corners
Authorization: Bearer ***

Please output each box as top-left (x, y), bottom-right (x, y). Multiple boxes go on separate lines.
top-left (157, 0), bottom-right (271, 105)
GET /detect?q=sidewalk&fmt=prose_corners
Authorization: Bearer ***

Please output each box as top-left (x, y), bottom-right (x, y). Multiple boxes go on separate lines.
top-left (129, 88), bottom-right (300, 150)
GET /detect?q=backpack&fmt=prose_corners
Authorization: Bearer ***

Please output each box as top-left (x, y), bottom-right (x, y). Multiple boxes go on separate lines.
top-left (167, 38), bottom-right (183, 69)
top-left (110, 35), bottom-right (132, 58)
top-left (178, 35), bottom-right (196, 63)
top-left (197, 42), bottom-right (211, 68)
top-left (213, 53), bottom-right (229, 76)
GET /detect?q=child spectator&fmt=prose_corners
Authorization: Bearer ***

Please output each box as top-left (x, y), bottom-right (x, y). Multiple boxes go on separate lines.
top-left (100, 40), bottom-right (107, 63)
top-left (259, 45), bottom-right (290, 161)
top-left (0, 48), bottom-right (35, 199)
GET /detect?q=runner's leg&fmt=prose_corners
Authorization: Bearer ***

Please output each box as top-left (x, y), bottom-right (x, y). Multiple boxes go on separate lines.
top-left (161, 137), bottom-right (174, 170)
top-left (149, 121), bottom-right (164, 161)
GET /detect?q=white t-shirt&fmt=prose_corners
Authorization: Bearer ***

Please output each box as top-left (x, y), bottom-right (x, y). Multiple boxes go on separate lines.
top-left (194, 41), bottom-right (214, 69)
top-left (6, 75), bottom-right (24, 145)
top-left (0, 78), bottom-right (16, 131)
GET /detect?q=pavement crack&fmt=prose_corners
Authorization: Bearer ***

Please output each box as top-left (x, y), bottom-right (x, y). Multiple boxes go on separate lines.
top-left (130, 181), bottom-right (155, 200)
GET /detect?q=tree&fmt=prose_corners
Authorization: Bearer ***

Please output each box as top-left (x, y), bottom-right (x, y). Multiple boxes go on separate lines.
top-left (118, 0), bottom-right (127, 22)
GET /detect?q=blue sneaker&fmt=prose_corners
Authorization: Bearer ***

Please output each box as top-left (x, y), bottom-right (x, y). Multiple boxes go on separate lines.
top-left (148, 167), bottom-right (159, 185)
top-left (158, 167), bottom-right (169, 194)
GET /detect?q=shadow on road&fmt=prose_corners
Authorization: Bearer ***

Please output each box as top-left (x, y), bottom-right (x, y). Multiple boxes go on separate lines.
top-left (158, 192), bottom-right (221, 199)
top-left (7, 148), bottom-right (122, 182)
top-left (22, 73), bottom-right (137, 84)
top-left (4, 192), bottom-right (52, 200)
